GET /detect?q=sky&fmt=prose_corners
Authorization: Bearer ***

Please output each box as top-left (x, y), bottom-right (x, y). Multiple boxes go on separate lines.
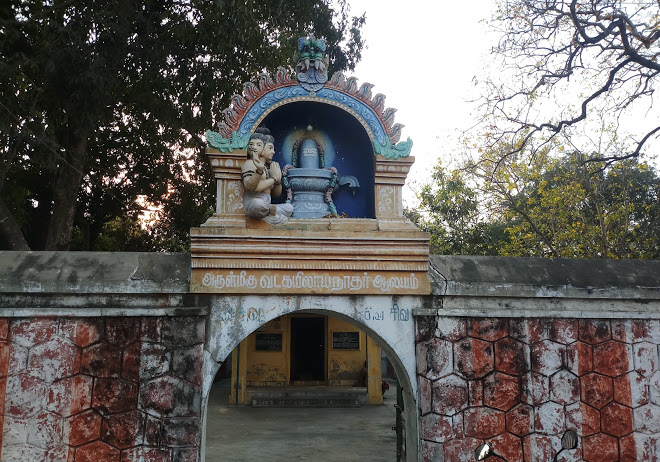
top-left (344, 0), bottom-right (498, 205)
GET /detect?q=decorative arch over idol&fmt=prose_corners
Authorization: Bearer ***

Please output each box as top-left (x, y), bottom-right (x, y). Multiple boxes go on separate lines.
top-left (203, 35), bottom-right (414, 225)
top-left (192, 38), bottom-right (430, 461)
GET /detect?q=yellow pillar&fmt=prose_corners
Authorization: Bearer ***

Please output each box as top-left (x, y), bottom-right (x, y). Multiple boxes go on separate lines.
top-left (229, 338), bottom-right (249, 404)
top-left (366, 336), bottom-right (383, 404)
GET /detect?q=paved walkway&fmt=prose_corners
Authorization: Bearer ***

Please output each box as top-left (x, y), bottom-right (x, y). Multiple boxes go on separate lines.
top-left (205, 379), bottom-right (399, 462)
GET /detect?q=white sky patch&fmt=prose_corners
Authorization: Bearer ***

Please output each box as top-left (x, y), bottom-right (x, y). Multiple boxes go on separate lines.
top-left (346, 0), bottom-right (498, 205)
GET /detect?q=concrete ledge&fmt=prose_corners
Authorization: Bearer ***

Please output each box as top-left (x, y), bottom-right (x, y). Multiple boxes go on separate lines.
top-left (438, 296), bottom-right (660, 319)
top-left (0, 307), bottom-right (208, 317)
top-left (0, 292), bottom-right (207, 317)
top-left (0, 252), bottom-right (191, 294)
top-left (0, 293), bottom-right (194, 307)
top-left (430, 255), bottom-right (660, 299)
top-left (412, 307), bottom-right (437, 316)
top-left (3, 252), bottom-right (659, 320)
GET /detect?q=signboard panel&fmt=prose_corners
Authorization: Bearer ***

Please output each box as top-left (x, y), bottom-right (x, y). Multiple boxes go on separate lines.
top-left (332, 331), bottom-right (360, 350)
top-left (191, 269), bottom-right (430, 295)
top-left (255, 333), bottom-right (283, 351)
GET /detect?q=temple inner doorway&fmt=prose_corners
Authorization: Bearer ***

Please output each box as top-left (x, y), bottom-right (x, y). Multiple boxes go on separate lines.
top-left (205, 310), bottom-right (400, 461)
top-left (290, 316), bottom-right (326, 382)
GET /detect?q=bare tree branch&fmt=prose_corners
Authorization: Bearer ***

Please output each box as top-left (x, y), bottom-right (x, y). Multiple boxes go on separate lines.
top-left (475, 0), bottom-right (660, 165)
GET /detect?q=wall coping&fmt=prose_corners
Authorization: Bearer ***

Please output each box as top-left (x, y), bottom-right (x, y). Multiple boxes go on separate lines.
top-left (2, 252), bottom-right (659, 319)
top-left (430, 255), bottom-right (660, 318)
top-left (430, 255), bottom-right (660, 298)
top-left (0, 251), bottom-right (190, 294)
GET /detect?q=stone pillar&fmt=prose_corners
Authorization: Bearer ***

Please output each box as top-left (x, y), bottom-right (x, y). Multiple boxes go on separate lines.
top-left (374, 155), bottom-right (415, 222)
top-left (203, 148), bottom-right (246, 228)
top-left (367, 336), bottom-right (383, 405)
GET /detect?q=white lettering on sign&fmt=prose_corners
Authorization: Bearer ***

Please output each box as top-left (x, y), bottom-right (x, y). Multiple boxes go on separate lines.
top-left (200, 271), bottom-right (419, 293)
top-left (373, 274), bottom-right (420, 291)
top-left (201, 271), bottom-right (258, 290)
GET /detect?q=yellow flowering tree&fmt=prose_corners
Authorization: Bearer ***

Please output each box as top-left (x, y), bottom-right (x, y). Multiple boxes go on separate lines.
top-left (415, 146), bottom-right (660, 259)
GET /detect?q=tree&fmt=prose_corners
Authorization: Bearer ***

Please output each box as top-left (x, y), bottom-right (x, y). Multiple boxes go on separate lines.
top-left (0, 0), bottom-right (365, 250)
top-left (478, 0), bottom-right (660, 167)
top-left (414, 148), bottom-right (660, 259)
top-left (478, 151), bottom-right (660, 258)
top-left (412, 163), bottom-right (511, 255)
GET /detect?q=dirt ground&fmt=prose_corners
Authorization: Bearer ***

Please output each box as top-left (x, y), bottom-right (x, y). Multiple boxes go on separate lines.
top-left (204, 379), bottom-right (399, 462)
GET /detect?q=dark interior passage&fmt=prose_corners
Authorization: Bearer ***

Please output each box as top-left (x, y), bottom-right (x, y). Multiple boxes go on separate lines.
top-left (290, 316), bottom-right (325, 382)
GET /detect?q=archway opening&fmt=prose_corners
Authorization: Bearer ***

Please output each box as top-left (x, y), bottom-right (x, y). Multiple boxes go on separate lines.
top-left (203, 310), bottom-right (413, 461)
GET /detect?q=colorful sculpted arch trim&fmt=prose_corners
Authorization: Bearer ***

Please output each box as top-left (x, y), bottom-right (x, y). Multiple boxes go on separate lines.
top-left (205, 67), bottom-right (412, 159)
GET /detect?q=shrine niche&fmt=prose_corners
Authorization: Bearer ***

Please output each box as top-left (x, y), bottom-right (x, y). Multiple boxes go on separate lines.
top-left (191, 36), bottom-right (429, 296)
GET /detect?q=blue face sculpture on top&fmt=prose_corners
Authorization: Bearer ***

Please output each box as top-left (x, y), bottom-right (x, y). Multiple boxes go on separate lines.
top-left (296, 35), bottom-right (329, 92)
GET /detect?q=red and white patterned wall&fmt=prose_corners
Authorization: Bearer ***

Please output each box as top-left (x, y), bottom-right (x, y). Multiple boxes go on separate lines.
top-left (417, 316), bottom-right (660, 462)
top-left (2, 313), bottom-right (659, 461)
top-left (0, 316), bottom-right (205, 462)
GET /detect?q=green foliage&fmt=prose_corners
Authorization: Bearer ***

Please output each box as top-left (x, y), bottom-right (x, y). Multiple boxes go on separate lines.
top-left (88, 215), bottom-right (156, 252)
top-left (414, 163), bottom-right (510, 255)
top-left (0, 0), bottom-right (365, 250)
top-left (492, 154), bottom-right (660, 259)
top-left (414, 150), bottom-right (660, 259)
top-left (148, 158), bottom-right (216, 252)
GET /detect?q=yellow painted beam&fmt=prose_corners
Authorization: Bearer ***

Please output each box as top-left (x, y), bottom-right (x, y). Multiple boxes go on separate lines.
top-left (366, 336), bottom-right (383, 405)
top-left (229, 338), bottom-right (249, 404)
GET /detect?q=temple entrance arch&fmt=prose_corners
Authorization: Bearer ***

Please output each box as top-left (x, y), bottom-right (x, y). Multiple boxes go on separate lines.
top-left (200, 294), bottom-right (422, 462)
top-left (194, 35), bottom-right (429, 461)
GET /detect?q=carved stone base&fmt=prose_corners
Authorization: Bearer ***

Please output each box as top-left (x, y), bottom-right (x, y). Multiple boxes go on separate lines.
top-left (190, 219), bottom-right (430, 295)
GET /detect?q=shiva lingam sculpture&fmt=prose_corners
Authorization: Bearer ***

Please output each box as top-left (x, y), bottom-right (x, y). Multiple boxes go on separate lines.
top-left (282, 126), bottom-right (359, 218)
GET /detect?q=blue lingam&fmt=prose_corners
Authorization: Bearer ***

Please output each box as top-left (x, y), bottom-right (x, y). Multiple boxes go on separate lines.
top-left (283, 129), bottom-right (359, 218)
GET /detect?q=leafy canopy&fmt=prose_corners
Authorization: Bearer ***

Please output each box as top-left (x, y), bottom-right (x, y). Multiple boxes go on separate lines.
top-left (413, 145), bottom-right (660, 259)
top-left (0, 0), bottom-right (365, 250)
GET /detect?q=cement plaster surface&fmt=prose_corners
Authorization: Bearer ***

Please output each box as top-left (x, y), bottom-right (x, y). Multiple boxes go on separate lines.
top-left (205, 379), bottom-right (398, 461)
top-left (430, 254), bottom-right (660, 288)
top-left (0, 251), bottom-right (191, 293)
top-left (3, 251), bottom-right (659, 300)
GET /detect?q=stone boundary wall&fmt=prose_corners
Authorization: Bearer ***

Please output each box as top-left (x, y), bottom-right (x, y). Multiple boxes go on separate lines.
top-left (0, 316), bottom-right (205, 462)
top-left (417, 316), bottom-right (660, 462)
top-left (420, 255), bottom-right (660, 462)
top-left (0, 252), bottom-right (207, 461)
top-left (2, 252), bottom-right (660, 462)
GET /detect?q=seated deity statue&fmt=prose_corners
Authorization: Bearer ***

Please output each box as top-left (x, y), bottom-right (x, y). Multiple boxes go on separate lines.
top-left (241, 127), bottom-right (293, 225)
